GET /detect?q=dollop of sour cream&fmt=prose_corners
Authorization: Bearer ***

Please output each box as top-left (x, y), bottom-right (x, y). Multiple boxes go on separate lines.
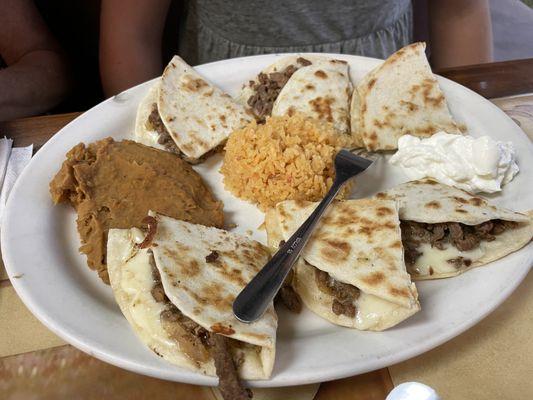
top-left (389, 132), bottom-right (519, 193)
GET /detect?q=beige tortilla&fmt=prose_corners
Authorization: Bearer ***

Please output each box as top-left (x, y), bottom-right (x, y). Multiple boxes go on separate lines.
top-left (150, 213), bottom-right (276, 379)
top-left (107, 228), bottom-right (213, 374)
top-left (349, 87), bottom-right (364, 148)
top-left (357, 42), bottom-right (460, 151)
top-left (107, 215), bottom-right (277, 379)
top-left (265, 199), bottom-right (419, 330)
top-left (272, 59), bottom-right (352, 136)
top-left (134, 81), bottom-right (166, 151)
top-left (378, 179), bottom-right (533, 279)
top-left (159, 56), bottom-right (252, 161)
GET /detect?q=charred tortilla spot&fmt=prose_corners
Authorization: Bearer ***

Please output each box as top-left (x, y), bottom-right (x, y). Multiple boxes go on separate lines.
top-left (470, 197), bottom-right (484, 206)
top-left (362, 272), bottom-right (385, 286)
top-left (376, 206), bottom-right (394, 216)
top-left (184, 77), bottom-right (209, 92)
top-left (211, 323), bottom-right (235, 335)
top-left (453, 196), bottom-right (469, 204)
top-left (367, 78), bottom-right (376, 90)
top-left (296, 57), bottom-right (312, 66)
top-left (325, 239), bottom-right (351, 257)
top-left (425, 201), bottom-right (441, 209)
top-left (287, 106), bottom-right (296, 116)
top-left (309, 96), bottom-right (335, 122)
top-left (305, 84), bottom-right (315, 90)
top-left (357, 226), bottom-right (372, 236)
top-left (369, 132), bottom-right (378, 141)
top-left (373, 119), bottom-right (387, 128)
top-left (375, 192), bottom-right (389, 200)
top-left (314, 70), bottom-right (328, 79)
top-left (399, 100), bottom-right (419, 112)
top-left (389, 287), bottom-right (410, 298)
top-left (390, 241), bottom-right (402, 248)
top-left (455, 208), bottom-right (468, 213)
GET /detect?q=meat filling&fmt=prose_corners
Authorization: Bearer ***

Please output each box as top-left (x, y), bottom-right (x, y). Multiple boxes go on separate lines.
top-left (150, 255), bottom-right (252, 399)
top-left (146, 103), bottom-right (182, 155)
top-left (247, 58), bottom-right (312, 122)
top-left (314, 268), bottom-right (359, 318)
top-left (275, 269), bottom-right (302, 313)
top-left (208, 334), bottom-right (253, 400)
top-left (401, 219), bottom-right (517, 268)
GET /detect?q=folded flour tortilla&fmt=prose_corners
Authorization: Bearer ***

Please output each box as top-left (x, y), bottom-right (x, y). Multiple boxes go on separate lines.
top-left (136, 56), bottom-right (252, 161)
top-left (107, 213), bottom-right (277, 380)
top-left (134, 80), bottom-right (166, 151)
top-left (354, 42), bottom-right (460, 151)
top-left (265, 199), bottom-right (420, 331)
top-left (377, 179), bottom-right (533, 279)
top-left (239, 55), bottom-right (354, 141)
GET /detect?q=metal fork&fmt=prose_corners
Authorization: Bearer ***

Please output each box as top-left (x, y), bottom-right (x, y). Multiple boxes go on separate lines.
top-left (233, 149), bottom-right (373, 323)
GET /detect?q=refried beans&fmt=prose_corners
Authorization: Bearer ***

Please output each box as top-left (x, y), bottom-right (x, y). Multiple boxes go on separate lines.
top-left (49, 138), bottom-right (224, 283)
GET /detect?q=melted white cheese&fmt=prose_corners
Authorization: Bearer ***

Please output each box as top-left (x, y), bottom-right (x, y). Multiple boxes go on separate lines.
top-left (119, 240), bottom-right (176, 349)
top-left (389, 132), bottom-right (519, 193)
top-left (411, 242), bottom-right (485, 276)
top-left (355, 292), bottom-right (411, 331)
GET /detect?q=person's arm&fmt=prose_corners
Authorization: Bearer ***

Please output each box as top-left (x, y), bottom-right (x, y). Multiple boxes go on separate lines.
top-left (428, 0), bottom-right (493, 69)
top-left (0, 0), bottom-right (72, 121)
top-left (99, 0), bottom-right (171, 97)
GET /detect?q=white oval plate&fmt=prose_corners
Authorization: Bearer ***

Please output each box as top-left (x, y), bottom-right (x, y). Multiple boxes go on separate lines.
top-left (2, 54), bottom-right (532, 387)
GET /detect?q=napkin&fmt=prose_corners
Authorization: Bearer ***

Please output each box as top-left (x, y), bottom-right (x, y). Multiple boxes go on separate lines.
top-left (0, 142), bottom-right (33, 223)
top-left (0, 137), bottom-right (13, 190)
top-left (0, 138), bottom-right (33, 281)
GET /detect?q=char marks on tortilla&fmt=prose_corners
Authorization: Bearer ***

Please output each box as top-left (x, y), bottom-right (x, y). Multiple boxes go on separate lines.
top-left (355, 42), bottom-right (460, 151)
top-left (379, 179), bottom-right (533, 279)
top-left (265, 199), bottom-right (420, 330)
top-left (158, 56), bottom-right (252, 161)
top-left (272, 59), bottom-right (352, 137)
top-left (268, 199), bottom-right (418, 308)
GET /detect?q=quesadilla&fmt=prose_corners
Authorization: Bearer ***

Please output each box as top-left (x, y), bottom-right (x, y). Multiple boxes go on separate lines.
top-left (134, 80), bottom-right (167, 152)
top-left (107, 214), bottom-right (277, 397)
top-left (136, 56), bottom-right (252, 162)
top-left (355, 42), bottom-right (460, 151)
top-left (376, 179), bottom-right (533, 279)
top-left (239, 55), bottom-right (354, 140)
top-left (265, 199), bottom-right (420, 331)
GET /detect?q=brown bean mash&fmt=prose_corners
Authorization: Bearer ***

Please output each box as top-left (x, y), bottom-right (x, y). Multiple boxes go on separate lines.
top-left (49, 138), bottom-right (224, 283)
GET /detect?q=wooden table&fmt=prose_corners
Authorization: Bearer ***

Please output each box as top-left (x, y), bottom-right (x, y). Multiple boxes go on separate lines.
top-left (1, 59), bottom-right (532, 400)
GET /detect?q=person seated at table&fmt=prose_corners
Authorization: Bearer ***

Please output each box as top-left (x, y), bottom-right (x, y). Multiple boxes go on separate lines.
top-left (99, 0), bottom-right (493, 97)
top-left (0, 0), bottom-right (72, 121)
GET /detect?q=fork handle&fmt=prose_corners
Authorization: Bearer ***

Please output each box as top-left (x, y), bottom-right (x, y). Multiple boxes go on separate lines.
top-left (233, 177), bottom-right (347, 323)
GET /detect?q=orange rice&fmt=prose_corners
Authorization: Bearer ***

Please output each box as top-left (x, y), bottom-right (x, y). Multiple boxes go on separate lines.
top-left (221, 114), bottom-right (349, 210)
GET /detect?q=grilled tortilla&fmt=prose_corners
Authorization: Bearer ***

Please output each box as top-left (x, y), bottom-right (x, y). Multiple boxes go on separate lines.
top-left (134, 81), bottom-right (167, 152)
top-left (377, 179), bottom-right (533, 279)
top-left (136, 56), bottom-right (252, 162)
top-left (239, 55), bottom-right (354, 140)
top-left (265, 199), bottom-right (420, 331)
top-left (355, 42), bottom-right (460, 151)
top-left (107, 214), bottom-right (277, 381)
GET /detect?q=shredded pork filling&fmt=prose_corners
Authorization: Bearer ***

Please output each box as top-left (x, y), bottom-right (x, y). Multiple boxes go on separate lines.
top-left (149, 253), bottom-right (252, 400)
top-left (313, 267), bottom-right (360, 318)
top-left (401, 219), bottom-right (517, 268)
top-left (247, 57), bottom-right (312, 122)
